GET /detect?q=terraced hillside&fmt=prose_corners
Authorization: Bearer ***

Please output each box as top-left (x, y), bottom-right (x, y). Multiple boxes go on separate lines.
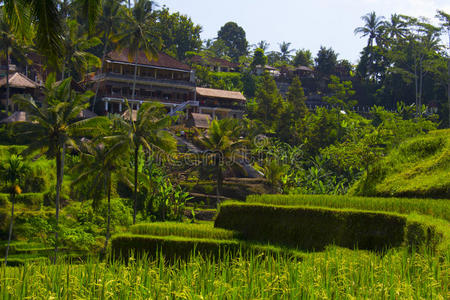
top-left (350, 129), bottom-right (450, 198)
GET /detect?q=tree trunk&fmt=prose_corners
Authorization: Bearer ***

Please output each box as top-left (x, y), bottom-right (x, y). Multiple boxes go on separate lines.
top-left (131, 52), bottom-right (138, 102)
top-left (5, 45), bottom-right (10, 114)
top-left (93, 30), bottom-right (110, 112)
top-left (4, 193), bottom-right (15, 266)
top-left (216, 155), bottom-right (223, 207)
top-left (448, 59), bottom-right (450, 128)
top-left (54, 145), bottom-right (65, 263)
top-left (133, 146), bottom-right (138, 224)
top-left (103, 173), bottom-right (112, 250)
top-left (414, 60), bottom-right (419, 116)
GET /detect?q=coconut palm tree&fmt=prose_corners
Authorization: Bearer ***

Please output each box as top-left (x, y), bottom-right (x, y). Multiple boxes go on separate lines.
top-left (4, 0), bottom-right (101, 67)
top-left (111, 100), bottom-right (177, 224)
top-left (196, 118), bottom-right (247, 204)
top-left (0, 7), bottom-right (31, 114)
top-left (1, 154), bottom-right (29, 266)
top-left (354, 12), bottom-right (385, 48)
top-left (61, 19), bottom-right (102, 80)
top-left (278, 41), bottom-right (294, 63)
top-left (384, 14), bottom-right (408, 41)
top-left (73, 130), bottom-right (128, 250)
top-left (92, 0), bottom-right (123, 110)
top-left (12, 73), bottom-right (93, 260)
top-left (114, 0), bottom-right (161, 102)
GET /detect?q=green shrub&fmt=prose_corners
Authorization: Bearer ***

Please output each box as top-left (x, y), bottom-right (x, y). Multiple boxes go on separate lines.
top-left (130, 222), bottom-right (236, 240)
top-left (14, 193), bottom-right (44, 207)
top-left (247, 194), bottom-right (450, 221)
top-left (0, 194), bottom-right (9, 206)
top-left (215, 202), bottom-right (447, 252)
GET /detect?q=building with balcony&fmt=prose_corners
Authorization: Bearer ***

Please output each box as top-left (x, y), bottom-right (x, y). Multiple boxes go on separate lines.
top-left (92, 49), bottom-right (197, 115)
top-left (196, 87), bottom-right (246, 119)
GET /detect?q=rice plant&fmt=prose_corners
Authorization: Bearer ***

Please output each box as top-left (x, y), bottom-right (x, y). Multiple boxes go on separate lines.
top-left (130, 222), bottom-right (236, 240)
top-left (1, 247), bottom-right (448, 299)
top-left (247, 194), bottom-right (450, 221)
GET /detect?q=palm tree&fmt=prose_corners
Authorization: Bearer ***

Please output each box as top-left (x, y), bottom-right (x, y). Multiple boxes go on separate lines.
top-left (114, 0), bottom-right (161, 102)
top-left (61, 19), bottom-right (102, 80)
top-left (73, 131), bottom-right (128, 250)
top-left (112, 100), bottom-right (177, 224)
top-left (196, 118), bottom-right (247, 205)
top-left (1, 154), bottom-right (28, 266)
top-left (4, 0), bottom-right (101, 67)
top-left (12, 73), bottom-right (93, 260)
top-left (0, 7), bottom-right (31, 114)
top-left (354, 12), bottom-right (385, 48)
top-left (384, 14), bottom-right (408, 41)
top-left (279, 41), bottom-right (293, 63)
top-left (93, 0), bottom-right (123, 110)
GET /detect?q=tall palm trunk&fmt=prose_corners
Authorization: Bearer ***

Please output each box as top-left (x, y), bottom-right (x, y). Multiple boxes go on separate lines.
top-left (447, 59), bottom-right (450, 128)
top-left (4, 193), bottom-right (15, 266)
top-left (216, 155), bottom-right (223, 207)
top-left (54, 145), bottom-right (65, 262)
top-left (93, 30), bottom-right (110, 112)
top-left (133, 146), bottom-right (138, 224)
top-left (131, 52), bottom-right (138, 102)
top-left (104, 173), bottom-right (112, 250)
top-left (5, 45), bottom-right (10, 114)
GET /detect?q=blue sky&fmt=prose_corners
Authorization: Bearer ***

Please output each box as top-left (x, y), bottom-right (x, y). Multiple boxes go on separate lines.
top-left (159, 0), bottom-right (450, 64)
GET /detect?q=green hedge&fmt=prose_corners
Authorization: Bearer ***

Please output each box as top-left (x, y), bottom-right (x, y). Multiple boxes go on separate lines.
top-left (247, 194), bottom-right (450, 221)
top-left (214, 202), bottom-right (445, 252)
top-left (130, 222), bottom-right (236, 240)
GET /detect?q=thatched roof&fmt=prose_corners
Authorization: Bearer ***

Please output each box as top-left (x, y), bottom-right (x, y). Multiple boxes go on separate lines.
top-left (0, 73), bottom-right (40, 89)
top-left (107, 50), bottom-right (191, 71)
top-left (190, 113), bottom-right (211, 129)
top-left (0, 111), bottom-right (28, 123)
top-left (196, 87), bottom-right (246, 101)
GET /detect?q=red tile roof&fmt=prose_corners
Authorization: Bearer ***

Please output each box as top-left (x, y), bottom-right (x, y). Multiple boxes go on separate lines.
top-left (107, 49), bottom-right (191, 71)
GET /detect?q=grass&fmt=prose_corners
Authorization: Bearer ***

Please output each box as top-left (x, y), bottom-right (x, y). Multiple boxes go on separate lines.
top-left (247, 194), bottom-right (450, 221)
top-left (130, 222), bottom-right (236, 240)
top-left (1, 247), bottom-right (448, 298)
top-left (351, 129), bottom-right (450, 198)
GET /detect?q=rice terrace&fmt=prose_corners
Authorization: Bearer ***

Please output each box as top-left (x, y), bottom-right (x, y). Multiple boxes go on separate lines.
top-left (0, 0), bottom-right (449, 298)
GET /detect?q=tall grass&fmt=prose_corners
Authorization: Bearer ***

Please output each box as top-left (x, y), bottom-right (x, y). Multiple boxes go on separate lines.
top-left (130, 222), bottom-right (236, 240)
top-left (1, 247), bottom-right (448, 298)
top-left (247, 194), bottom-right (450, 221)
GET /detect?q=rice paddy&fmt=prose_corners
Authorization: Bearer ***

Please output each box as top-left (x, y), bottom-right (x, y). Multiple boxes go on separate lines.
top-left (247, 194), bottom-right (450, 221)
top-left (130, 222), bottom-right (236, 240)
top-left (1, 247), bottom-right (448, 299)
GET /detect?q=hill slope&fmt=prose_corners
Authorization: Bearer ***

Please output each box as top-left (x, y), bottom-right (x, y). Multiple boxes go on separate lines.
top-left (350, 129), bottom-right (450, 198)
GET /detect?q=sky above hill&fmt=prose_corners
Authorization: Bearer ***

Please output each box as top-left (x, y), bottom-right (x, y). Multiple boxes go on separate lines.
top-left (160, 0), bottom-right (450, 64)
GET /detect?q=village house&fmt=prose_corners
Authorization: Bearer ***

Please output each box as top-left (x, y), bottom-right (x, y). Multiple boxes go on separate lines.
top-left (0, 72), bottom-right (41, 112)
top-left (91, 49), bottom-right (246, 124)
top-left (92, 49), bottom-right (197, 115)
top-left (196, 87), bottom-right (246, 119)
